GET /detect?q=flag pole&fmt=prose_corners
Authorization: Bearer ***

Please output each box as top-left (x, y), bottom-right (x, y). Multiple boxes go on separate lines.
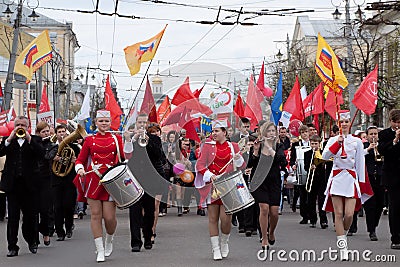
top-left (122, 59), bottom-right (154, 128)
top-left (349, 108), bottom-right (359, 129)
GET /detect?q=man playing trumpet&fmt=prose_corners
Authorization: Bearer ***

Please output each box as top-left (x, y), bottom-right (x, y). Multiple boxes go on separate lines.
top-left (378, 109), bottom-right (400, 250)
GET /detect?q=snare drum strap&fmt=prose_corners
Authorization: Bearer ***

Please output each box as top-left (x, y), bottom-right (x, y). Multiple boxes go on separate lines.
top-left (228, 142), bottom-right (237, 172)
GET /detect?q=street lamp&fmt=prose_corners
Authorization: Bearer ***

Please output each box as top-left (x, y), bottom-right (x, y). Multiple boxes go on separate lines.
top-left (332, 8), bottom-right (342, 19)
top-left (276, 49), bottom-right (283, 61)
top-left (2, 0), bottom-right (40, 21)
top-left (2, 4), bottom-right (13, 19)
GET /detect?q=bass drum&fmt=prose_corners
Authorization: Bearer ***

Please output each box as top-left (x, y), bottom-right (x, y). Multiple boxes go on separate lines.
top-left (100, 163), bottom-right (144, 209)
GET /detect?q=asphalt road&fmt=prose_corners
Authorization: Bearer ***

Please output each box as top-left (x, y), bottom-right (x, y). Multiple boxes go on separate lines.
top-left (0, 203), bottom-right (398, 267)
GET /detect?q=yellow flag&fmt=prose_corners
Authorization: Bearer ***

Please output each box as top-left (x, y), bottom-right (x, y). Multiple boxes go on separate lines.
top-left (14, 30), bottom-right (53, 83)
top-left (315, 33), bottom-right (348, 93)
top-left (124, 25), bottom-right (167, 76)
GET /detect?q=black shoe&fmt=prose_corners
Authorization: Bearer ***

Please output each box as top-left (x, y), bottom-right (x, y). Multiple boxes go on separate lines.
top-left (245, 230), bottom-right (252, 237)
top-left (252, 230), bottom-right (258, 236)
top-left (29, 243), bottom-right (38, 254)
top-left (310, 223), bottom-right (316, 228)
top-left (321, 222), bottom-right (328, 229)
top-left (391, 243), bottom-right (400, 250)
top-left (239, 228), bottom-right (245, 234)
top-left (131, 245), bottom-right (141, 252)
top-left (78, 211), bottom-right (84, 219)
top-left (299, 219), bottom-right (308, 224)
top-left (291, 205), bottom-right (296, 212)
top-left (49, 229), bottom-right (55, 237)
top-left (144, 240), bottom-right (152, 250)
top-left (347, 231), bottom-right (354, 236)
top-left (7, 249), bottom-right (18, 257)
top-left (183, 208), bottom-right (189, 214)
top-left (66, 229), bottom-right (73, 238)
top-left (57, 235), bottom-right (65, 241)
top-left (232, 218), bottom-right (238, 227)
top-left (197, 208), bottom-right (202, 215)
top-left (199, 209), bottom-right (205, 216)
top-left (369, 232), bottom-right (378, 241)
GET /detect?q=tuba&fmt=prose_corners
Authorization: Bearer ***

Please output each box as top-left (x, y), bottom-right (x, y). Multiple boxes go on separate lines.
top-left (16, 128), bottom-right (26, 138)
top-left (52, 124), bottom-right (87, 177)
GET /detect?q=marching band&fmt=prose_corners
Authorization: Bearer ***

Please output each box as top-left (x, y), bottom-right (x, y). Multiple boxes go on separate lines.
top-left (0, 109), bottom-right (399, 263)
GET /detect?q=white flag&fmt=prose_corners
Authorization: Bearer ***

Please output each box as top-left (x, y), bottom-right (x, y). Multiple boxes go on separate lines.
top-left (210, 89), bottom-right (233, 114)
top-left (124, 104), bottom-right (138, 131)
top-left (279, 111), bottom-right (292, 128)
top-left (7, 103), bottom-right (14, 122)
top-left (77, 86), bottom-right (91, 121)
top-left (300, 85), bottom-right (307, 101)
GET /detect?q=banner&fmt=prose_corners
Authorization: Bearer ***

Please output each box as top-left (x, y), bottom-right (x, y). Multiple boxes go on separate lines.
top-left (37, 111), bottom-right (54, 126)
top-left (200, 116), bottom-right (212, 136)
top-left (14, 30), bottom-right (53, 83)
top-left (210, 89), bottom-right (233, 114)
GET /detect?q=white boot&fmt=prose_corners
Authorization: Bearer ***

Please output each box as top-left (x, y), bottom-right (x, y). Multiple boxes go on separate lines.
top-left (337, 235), bottom-right (349, 261)
top-left (210, 236), bottom-right (222, 261)
top-left (220, 233), bottom-right (230, 258)
top-left (104, 233), bottom-right (114, 257)
top-left (94, 237), bottom-right (105, 262)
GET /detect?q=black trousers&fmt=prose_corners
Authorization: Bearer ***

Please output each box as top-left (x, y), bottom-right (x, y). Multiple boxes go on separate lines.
top-left (387, 185), bottom-right (400, 244)
top-left (53, 181), bottom-right (77, 237)
top-left (6, 185), bottom-right (37, 251)
top-left (37, 177), bottom-right (52, 238)
top-left (243, 203), bottom-right (258, 232)
top-left (0, 193), bottom-right (6, 219)
top-left (363, 181), bottom-right (385, 233)
top-left (129, 193), bottom-right (155, 248)
top-left (307, 178), bottom-right (328, 224)
top-left (298, 185), bottom-right (309, 221)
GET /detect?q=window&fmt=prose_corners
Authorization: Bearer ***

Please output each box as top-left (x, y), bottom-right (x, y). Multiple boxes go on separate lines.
top-left (29, 84), bottom-right (36, 101)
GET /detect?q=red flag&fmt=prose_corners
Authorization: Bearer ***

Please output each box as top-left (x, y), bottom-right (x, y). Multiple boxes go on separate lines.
top-left (178, 109), bottom-right (200, 142)
top-left (140, 77), bottom-right (158, 123)
top-left (193, 85), bottom-right (204, 99)
top-left (313, 114), bottom-right (320, 134)
top-left (256, 62), bottom-right (273, 97)
top-left (234, 91), bottom-right (245, 118)
top-left (171, 77), bottom-right (212, 115)
top-left (352, 65), bottom-right (378, 115)
top-left (39, 84), bottom-right (51, 113)
top-left (0, 81), bottom-right (3, 97)
top-left (157, 95), bottom-right (171, 124)
top-left (325, 87), bottom-right (344, 120)
top-left (104, 75), bottom-right (123, 130)
top-left (283, 76), bottom-right (304, 121)
top-left (302, 82), bottom-right (324, 117)
top-left (244, 75), bottom-right (264, 129)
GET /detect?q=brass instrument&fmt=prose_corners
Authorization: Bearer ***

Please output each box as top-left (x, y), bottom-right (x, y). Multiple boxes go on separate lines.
top-left (138, 127), bottom-right (148, 147)
top-left (306, 149), bottom-right (325, 193)
top-left (372, 138), bottom-right (383, 162)
top-left (52, 124), bottom-right (87, 177)
top-left (16, 128), bottom-right (26, 138)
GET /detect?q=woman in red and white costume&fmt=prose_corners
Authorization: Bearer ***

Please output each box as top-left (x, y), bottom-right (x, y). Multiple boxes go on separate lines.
top-left (195, 119), bottom-right (246, 260)
top-left (321, 110), bottom-right (365, 261)
top-left (74, 110), bottom-right (125, 262)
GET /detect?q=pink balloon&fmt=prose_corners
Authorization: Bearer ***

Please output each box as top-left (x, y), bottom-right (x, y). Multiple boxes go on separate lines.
top-left (0, 125), bottom-right (9, 137)
top-left (6, 121), bottom-right (14, 132)
top-left (173, 163), bottom-right (185, 175)
top-left (289, 119), bottom-right (303, 137)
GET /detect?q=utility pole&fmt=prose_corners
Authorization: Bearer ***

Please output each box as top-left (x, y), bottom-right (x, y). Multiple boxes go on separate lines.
top-left (3, 0), bottom-right (23, 111)
top-left (345, 0), bottom-right (356, 132)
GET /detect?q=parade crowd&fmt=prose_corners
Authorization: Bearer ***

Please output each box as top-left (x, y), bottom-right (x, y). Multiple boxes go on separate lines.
top-left (0, 108), bottom-right (399, 263)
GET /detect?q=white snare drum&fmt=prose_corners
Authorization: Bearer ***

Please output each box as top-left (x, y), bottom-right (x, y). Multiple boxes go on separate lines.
top-left (213, 170), bottom-right (255, 214)
top-left (100, 164), bottom-right (144, 209)
top-left (295, 146), bottom-right (311, 185)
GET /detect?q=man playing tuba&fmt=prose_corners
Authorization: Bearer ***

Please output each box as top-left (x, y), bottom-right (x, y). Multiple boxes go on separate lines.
top-left (49, 124), bottom-right (82, 242)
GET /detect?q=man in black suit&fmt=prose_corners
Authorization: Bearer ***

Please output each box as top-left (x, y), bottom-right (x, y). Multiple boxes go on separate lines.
top-left (124, 114), bottom-right (165, 252)
top-left (230, 117), bottom-right (251, 143)
top-left (0, 116), bottom-right (44, 257)
top-left (378, 109), bottom-right (400, 250)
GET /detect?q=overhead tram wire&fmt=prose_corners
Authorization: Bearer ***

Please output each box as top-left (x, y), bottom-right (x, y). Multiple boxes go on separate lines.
top-left (110, 0), bottom-right (119, 71)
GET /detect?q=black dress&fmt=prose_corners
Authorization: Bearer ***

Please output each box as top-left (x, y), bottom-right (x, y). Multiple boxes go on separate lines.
top-left (248, 143), bottom-right (287, 206)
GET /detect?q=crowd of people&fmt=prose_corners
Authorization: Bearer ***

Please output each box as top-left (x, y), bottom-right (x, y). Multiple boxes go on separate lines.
top-left (0, 108), bottom-right (399, 262)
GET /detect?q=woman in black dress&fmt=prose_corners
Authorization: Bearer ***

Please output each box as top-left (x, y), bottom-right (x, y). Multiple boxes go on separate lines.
top-left (248, 122), bottom-right (287, 251)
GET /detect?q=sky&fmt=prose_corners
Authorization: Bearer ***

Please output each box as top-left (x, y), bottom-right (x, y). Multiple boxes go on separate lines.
top-left (33, 0), bottom-right (368, 109)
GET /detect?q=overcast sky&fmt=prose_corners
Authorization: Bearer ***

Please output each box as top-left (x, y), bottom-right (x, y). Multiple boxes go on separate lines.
top-left (34, 0), bottom-right (368, 107)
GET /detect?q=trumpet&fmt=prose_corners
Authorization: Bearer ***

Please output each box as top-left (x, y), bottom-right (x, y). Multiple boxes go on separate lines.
top-left (372, 138), bottom-right (383, 162)
top-left (138, 127), bottom-right (148, 147)
top-left (16, 128), bottom-right (26, 138)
